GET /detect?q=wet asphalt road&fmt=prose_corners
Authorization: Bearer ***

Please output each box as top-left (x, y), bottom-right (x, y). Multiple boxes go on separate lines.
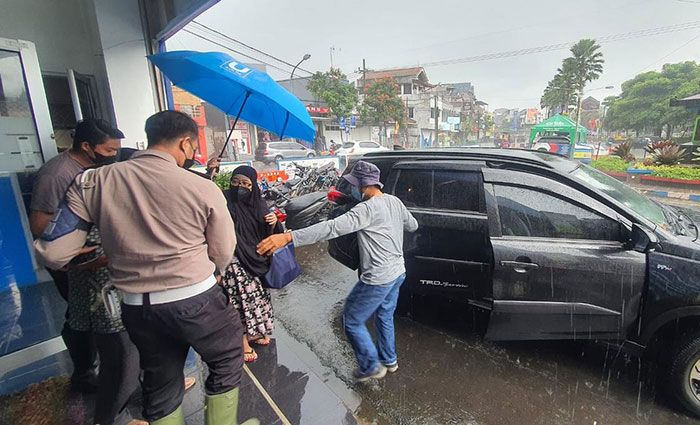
top-left (272, 202), bottom-right (700, 425)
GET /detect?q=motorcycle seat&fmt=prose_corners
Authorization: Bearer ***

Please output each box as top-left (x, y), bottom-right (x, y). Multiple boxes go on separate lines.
top-left (285, 191), bottom-right (327, 213)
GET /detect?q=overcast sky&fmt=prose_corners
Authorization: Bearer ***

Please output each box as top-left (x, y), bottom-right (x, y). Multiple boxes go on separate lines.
top-left (168, 0), bottom-right (700, 110)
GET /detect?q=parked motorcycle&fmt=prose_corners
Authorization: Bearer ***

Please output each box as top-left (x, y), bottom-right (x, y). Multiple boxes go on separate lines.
top-left (284, 192), bottom-right (329, 230)
top-left (261, 161), bottom-right (342, 230)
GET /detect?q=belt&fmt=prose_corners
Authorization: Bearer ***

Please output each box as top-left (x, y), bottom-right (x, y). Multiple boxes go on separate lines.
top-left (121, 275), bottom-right (217, 306)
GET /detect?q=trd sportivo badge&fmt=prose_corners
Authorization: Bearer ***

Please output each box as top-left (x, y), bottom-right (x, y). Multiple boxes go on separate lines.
top-left (419, 280), bottom-right (466, 288)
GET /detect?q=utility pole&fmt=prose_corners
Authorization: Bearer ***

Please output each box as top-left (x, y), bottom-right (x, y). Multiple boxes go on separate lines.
top-left (476, 108), bottom-right (481, 142)
top-left (434, 93), bottom-right (439, 147)
top-left (574, 91), bottom-right (583, 145)
top-left (362, 59), bottom-right (366, 87)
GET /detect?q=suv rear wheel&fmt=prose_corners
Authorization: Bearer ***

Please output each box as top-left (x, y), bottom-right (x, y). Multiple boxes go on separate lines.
top-left (669, 333), bottom-right (700, 418)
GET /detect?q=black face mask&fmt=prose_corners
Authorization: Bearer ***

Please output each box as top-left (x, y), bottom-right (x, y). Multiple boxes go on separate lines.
top-left (182, 158), bottom-right (195, 169)
top-left (233, 186), bottom-right (251, 202)
top-left (93, 151), bottom-right (117, 166)
top-left (181, 141), bottom-right (197, 169)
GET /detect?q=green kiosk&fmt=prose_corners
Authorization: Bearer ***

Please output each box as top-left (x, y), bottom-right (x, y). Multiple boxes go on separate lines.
top-left (670, 94), bottom-right (700, 145)
top-left (528, 114), bottom-right (592, 163)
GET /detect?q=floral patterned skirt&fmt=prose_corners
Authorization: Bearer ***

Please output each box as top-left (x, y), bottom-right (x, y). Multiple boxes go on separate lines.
top-left (222, 258), bottom-right (274, 337)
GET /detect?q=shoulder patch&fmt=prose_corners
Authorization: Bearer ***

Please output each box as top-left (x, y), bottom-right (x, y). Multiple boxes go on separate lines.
top-left (41, 201), bottom-right (91, 241)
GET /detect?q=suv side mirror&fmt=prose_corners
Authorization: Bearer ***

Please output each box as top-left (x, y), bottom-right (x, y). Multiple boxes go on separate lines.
top-left (628, 223), bottom-right (658, 253)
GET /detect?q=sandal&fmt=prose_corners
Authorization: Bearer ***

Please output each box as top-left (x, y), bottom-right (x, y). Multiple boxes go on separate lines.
top-left (250, 336), bottom-right (271, 346)
top-left (244, 349), bottom-right (258, 363)
top-left (184, 376), bottom-right (196, 392)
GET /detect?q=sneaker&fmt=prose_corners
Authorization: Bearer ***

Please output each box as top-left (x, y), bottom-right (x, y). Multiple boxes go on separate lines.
top-left (384, 363), bottom-right (399, 373)
top-left (353, 365), bottom-right (387, 382)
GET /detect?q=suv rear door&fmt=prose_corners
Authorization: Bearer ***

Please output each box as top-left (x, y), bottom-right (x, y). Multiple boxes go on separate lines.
top-left (483, 168), bottom-right (646, 341)
top-left (386, 161), bottom-right (493, 304)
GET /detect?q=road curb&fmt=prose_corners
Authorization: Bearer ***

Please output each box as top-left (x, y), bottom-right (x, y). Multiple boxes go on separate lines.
top-left (639, 189), bottom-right (700, 203)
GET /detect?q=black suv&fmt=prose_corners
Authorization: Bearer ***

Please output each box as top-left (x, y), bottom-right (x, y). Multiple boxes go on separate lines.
top-left (333, 149), bottom-right (700, 416)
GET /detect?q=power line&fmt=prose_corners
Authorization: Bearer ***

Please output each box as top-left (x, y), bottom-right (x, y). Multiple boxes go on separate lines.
top-left (191, 21), bottom-right (314, 76)
top-left (637, 32), bottom-right (700, 72)
top-left (181, 28), bottom-right (296, 75)
top-left (409, 21), bottom-right (700, 68)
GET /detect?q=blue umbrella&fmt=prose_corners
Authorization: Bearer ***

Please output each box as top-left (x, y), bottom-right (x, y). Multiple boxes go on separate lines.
top-left (148, 51), bottom-right (315, 157)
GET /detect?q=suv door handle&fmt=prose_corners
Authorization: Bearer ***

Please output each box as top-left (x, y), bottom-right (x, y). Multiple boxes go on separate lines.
top-left (500, 260), bottom-right (540, 273)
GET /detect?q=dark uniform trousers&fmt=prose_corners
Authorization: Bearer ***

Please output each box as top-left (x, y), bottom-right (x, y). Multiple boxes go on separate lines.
top-left (122, 284), bottom-right (243, 421)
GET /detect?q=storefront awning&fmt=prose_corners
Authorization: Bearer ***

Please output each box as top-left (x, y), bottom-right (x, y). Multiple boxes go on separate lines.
top-left (144, 0), bottom-right (221, 42)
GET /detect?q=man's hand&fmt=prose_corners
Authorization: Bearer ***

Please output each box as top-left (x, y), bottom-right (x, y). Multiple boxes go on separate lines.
top-left (264, 212), bottom-right (278, 227)
top-left (74, 255), bottom-right (108, 271)
top-left (206, 158), bottom-right (221, 178)
top-left (257, 232), bottom-right (292, 256)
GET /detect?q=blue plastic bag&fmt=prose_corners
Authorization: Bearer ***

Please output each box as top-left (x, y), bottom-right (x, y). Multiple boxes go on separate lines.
top-left (262, 244), bottom-right (301, 289)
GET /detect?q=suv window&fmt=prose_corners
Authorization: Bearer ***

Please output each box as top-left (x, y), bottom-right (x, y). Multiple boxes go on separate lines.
top-left (494, 184), bottom-right (620, 241)
top-left (394, 169), bottom-right (482, 212)
top-left (342, 142), bottom-right (355, 148)
top-left (268, 142), bottom-right (284, 149)
top-left (360, 142), bottom-right (377, 148)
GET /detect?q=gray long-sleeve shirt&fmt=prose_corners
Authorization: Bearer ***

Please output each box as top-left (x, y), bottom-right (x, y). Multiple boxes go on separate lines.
top-left (292, 194), bottom-right (418, 285)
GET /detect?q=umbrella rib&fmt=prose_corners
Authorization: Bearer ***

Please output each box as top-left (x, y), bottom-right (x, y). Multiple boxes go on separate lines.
top-left (279, 111), bottom-right (290, 140)
top-left (219, 91), bottom-right (252, 158)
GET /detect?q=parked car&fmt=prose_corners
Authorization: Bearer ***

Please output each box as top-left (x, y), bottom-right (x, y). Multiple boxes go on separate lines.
top-left (331, 149), bottom-right (700, 417)
top-left (532, 135), bottom-right (593, 163)
top-left (335, 140), bottom-right (389, 156)
top-left (255, 141), bottom-right (316, 163)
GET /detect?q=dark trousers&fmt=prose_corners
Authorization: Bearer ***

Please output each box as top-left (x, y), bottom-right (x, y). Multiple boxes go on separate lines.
top-left (122, 285), bottom-right (243, 421)
top-left (61, 323), bottom-right (98, 386)
top-left (93, 331), bottom-right (141, 425)
top-left (49, 268), bottom-right (99, 387)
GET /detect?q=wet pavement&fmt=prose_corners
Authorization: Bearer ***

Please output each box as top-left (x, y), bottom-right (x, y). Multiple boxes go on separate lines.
top-left (275, 225), bottom-right (700, 425)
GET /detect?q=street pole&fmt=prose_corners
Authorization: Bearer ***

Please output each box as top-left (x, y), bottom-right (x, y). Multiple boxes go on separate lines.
top-left (290, 53), bottom-right (311, 102)
top-left (575, 92), bottom-right (583, 146)
top-left (362, 59), bottom-right (366, 87)
top-left (434, 93), bottom-right (439, 147)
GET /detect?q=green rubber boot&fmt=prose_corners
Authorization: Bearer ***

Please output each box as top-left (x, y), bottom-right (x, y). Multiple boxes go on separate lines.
top-left (205, 387), bottom-right (259, 425)
top-left (151, 406), bottom-right (185, 425)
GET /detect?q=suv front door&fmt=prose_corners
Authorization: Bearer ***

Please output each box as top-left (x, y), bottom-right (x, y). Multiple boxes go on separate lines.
top-left (483, 168), bottom-right (646, 341)
top-left (387, 161), bottom-right (493, 304)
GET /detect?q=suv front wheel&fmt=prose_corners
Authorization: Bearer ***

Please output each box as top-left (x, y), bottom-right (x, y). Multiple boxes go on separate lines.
top-left (669, 333), bottom-right (700, 417)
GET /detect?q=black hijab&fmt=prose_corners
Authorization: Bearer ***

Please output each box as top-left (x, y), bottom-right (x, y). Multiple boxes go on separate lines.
top-left (223, 166), bottom-right (281, 277)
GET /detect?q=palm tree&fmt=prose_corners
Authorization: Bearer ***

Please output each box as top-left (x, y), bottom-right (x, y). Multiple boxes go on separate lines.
top-left (570, 39), bottom-right (604, 91)
top-left (569, 39), bottom-right (604, 135)
top-left (541, 58), bottom-right (578, 116)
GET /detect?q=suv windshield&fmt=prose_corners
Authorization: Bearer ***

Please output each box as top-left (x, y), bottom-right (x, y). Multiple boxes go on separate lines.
top-left (570, 164), bottom-right (667, 227)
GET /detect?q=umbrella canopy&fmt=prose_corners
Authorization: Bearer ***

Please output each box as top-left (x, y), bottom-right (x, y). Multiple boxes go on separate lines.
top-left (149, 51), bottom-right (315, 143)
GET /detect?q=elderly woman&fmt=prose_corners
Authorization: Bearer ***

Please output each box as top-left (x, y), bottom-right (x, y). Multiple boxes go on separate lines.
top-left (222, 166), bottom-right (283, 363)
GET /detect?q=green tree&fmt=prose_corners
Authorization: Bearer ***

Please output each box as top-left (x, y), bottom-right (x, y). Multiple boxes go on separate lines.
top-left (604, 62), bottom-right (700, 138)
top-left (359, 78), bottom-right (405, 145)
top-left (307, 68), bottom-right (358, 140)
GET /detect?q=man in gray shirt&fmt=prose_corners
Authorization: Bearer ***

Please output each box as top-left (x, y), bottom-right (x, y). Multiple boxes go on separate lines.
top-left (258, 160), bottom-right (418, 381)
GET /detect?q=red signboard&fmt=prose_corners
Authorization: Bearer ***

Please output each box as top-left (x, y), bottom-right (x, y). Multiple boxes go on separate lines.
top-left (306, 105), bottom-right (330, 115)
top-left (258, 170), bottom-right (289, 182)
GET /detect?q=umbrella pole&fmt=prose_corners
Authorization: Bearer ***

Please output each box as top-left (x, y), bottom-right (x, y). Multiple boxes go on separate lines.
top-left (219, 91), bottom-right (251, 162)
